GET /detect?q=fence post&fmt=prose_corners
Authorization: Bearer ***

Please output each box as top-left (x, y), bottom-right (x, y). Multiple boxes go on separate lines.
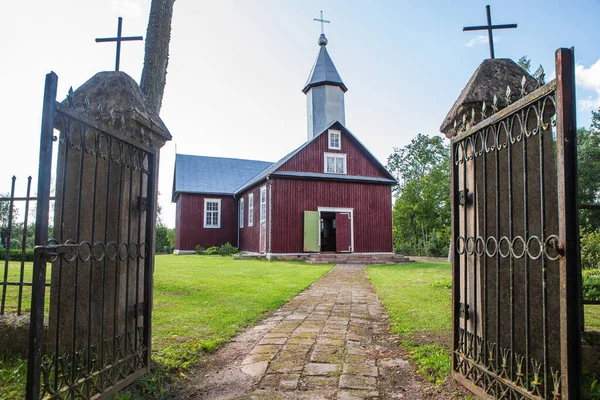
top-left (26, 71), bottom-right (57, 400)
top-left (555, 47), bottom-right (582, 400)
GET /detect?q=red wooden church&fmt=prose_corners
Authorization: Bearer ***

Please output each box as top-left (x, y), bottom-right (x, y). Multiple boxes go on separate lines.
top-left (172, 32), bottom-right (397, 257)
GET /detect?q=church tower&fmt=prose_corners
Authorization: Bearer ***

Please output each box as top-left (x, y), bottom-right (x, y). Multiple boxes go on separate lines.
top-left (303, 31), bottom-right (347, 140)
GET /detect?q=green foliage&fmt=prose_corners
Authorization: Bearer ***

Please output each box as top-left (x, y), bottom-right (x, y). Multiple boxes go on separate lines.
top-left (204, 246), bottom-right (219, 255)
top-left (430, 279), bottom-right (452, 290)
top-left (155, 226), bottom-right (174, 254)
top-left (517, 56), bottom-right (531, 73)
top-left (578, 128), bottom-right (600, 232)
top-left (0, 247), bottom-right (34, 262)
top-left (368, 262), bottom-right (453, 385)
top-left (194, 245), bottom-right (205, 254)
top-left (582, 230), bottom-right (600, 270)
top-left (403, 341), bottom-right (450, 385)
top-left (217, 242), bottom-right (238, 256)
top-left (386, 134), bottom-right (451, 255)
top-left (0, 353), bottom-right (27, 399)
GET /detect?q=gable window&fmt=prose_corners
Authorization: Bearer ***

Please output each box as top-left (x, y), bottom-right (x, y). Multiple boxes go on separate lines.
top-left (328, 129), bottom-right (341, 150)
top-left (239, 198), bottom-right (244, 228)
top-left (248, 193), bottom-right (254, 227)
top-left (324, 153), bottom-right (347, 174)
top-left (204, 199), bottom-right (221, 228)
top-left (260, 186), bottom-right (267, 223)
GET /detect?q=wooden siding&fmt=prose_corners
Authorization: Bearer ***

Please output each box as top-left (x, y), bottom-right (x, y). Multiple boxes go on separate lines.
top-left (174, 193), bottom-right (237, 250)
top-left (238, 185), bottom-right (268, 252)
top-left (270, 178), bottom-right (393, 253)
top-left (277, 129), bottom-right (389, 178)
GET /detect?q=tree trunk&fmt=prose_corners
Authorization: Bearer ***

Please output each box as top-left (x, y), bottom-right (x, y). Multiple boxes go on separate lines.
top-left (140, 0), bottom-right (175, 113)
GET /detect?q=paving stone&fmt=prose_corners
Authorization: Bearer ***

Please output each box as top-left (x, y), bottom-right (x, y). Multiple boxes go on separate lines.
top-left (282, 343), bottom-right (312, 353)
top-left (339, 374), bottom-right (377, 390)
top-left (241, 361), bottom-right (269, 377)
top-left (344, 354), bottom-right (376, 365)
top-left (242, 352), bottom-right (274, 365)
top-left (251, 344), bottom-right (282, 355)
top-left (342, 363), bottom-right (378, 377)
top-left (258, 337), bottom-right (288, 345)
top-left (304, 362), bottom-right (340, 376)
top-left (316, 338), bottom-right (345, 347)
top-left (268, 361), bottom-right (304, 373)
top-left (310, 351), bottom-right (343, 363)
top-left (302, 376), bottom-right (339, 390)
top-left (337, 389), bottom-right (380, 400)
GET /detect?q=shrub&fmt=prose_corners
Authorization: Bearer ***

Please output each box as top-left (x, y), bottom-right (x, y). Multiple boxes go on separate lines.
top-left (204, 246), bottom-right (219, 255)
top-left (194, 245), bottom-right (205, 255)
top-left (0, 247), bottom-right (35, 262)
top-left (218, 242), bottom-right (239, 256)
top-left (581, 230), bottom-right (600, 270)
top-left (583, 270), bottom-right (600, 301)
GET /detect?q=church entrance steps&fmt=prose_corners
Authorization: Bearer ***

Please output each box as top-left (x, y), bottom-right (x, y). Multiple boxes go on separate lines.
top-left (239, 253), bottom-right (413, 264)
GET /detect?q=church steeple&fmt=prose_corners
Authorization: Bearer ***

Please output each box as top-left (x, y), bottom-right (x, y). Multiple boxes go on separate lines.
top-left (303, 13), bottom-right (347, 140)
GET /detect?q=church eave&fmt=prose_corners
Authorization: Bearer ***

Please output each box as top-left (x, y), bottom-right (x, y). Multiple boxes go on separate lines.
top-left (302, 80), bottom-right (348, 94)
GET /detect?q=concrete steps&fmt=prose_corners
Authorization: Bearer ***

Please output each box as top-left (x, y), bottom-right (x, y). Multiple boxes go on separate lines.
top-left (304, 253), bottom-right (412, 265)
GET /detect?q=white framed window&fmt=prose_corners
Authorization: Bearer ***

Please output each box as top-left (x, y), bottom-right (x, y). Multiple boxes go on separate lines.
top-left (239, 198), bottom-right (244, 228)
top-left (204, 198), bottom-right (221, 228)
top-left (248, 193), bottom-right (254, 227)
top-left (324, 153), bottom-right (347, 174)
top-left (328, 129), bottom-right (341, 150)
top-left (260, 186), bottom-right (267, 223)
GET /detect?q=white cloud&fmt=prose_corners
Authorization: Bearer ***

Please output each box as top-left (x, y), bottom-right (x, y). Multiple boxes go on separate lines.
top-left (110, 0), bottom-right (142, 18)
top-left (576, 59), bottom-right (600, 111)
top-left (465, 35), bottom-right (488, 48)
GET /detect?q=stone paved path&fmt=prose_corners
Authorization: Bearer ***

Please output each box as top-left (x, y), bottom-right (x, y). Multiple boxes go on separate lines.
top-left (184, 265), bottom-right (427, 399)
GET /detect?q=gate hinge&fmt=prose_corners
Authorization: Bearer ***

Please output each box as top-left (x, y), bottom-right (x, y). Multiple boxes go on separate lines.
top-left (460, 303), bottom-right (470, 320)
top-left (137, 196), bottom-right (148, 211)
top-left (459, 189), bottom-right (469, 205)
top-left (35, 244), bottom-right (80, 262)
top-left (133, 302), bottom-right (145, 318)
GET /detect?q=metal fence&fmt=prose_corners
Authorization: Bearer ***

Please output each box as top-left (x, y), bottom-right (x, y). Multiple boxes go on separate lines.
top-left (0, 176), bottom-right (53, 316)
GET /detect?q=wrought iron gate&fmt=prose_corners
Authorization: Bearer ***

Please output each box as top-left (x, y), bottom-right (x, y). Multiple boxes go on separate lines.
top-left (450, 48), bottom-right (581, 399)
top-left (26, 72), bottom-right (157, 399)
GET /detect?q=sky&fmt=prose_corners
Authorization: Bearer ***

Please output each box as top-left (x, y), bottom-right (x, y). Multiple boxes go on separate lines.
top-left (1, 0), bottom-right (600, 228)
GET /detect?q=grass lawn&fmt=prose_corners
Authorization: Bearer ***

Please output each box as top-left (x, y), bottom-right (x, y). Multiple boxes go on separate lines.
top-left (0, 255), bottom-right (331, 399)
top-left (0, 261), bottom-right (51, 315)
top-left (367, 262), bottom-right (453, 385)
top-left (368, 261), bottom-right (600, 395)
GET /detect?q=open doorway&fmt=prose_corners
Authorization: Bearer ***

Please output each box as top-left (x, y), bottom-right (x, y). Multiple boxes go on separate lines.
top-left (320, 212), bottom-right (336, 252)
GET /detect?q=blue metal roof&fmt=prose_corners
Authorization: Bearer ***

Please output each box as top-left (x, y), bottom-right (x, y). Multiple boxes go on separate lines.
top-left (302, 41), bottom-right (347, 94)
top-left (173, 154), bottom-right (272, 198)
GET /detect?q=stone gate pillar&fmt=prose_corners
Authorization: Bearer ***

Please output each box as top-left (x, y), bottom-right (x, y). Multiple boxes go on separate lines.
top-left (48, 71), bottom-right (171, 359)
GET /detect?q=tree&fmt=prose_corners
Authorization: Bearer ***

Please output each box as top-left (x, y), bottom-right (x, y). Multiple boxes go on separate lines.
top-left (386, 134), bottom-right (451, 254)
top-left (517, 56), bottom-right (531, 73)
top-left (579, 126), bottom-right (600, 232)
top-left (140, 0), bottom-right (176, 113)
top-left (516, 55), bottom-right (545, 84)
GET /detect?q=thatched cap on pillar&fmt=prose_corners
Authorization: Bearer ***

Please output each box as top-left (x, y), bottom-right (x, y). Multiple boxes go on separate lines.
top-left (60, 71), bottom-right (172, 148)
top-left (440, 59), bottom-right (538, 138)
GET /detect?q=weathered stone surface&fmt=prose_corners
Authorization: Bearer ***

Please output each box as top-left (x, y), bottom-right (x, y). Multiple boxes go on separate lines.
top-left (439, 58), bottom-right (536, 137)
top-left (64, 71), bottom-right (171, 145)
top-left (339, 374), bottom-right (377, 390)
top-left (241, 361), bottom-right (269, 377)
top-left (304, 362), bottom-right (340, 376)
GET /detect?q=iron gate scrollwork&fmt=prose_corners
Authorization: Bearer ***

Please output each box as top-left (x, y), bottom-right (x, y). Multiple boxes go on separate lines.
top-left (26, 72), bottom-right (157, 399)
top-left (450, 48), bottom-right (581, 399)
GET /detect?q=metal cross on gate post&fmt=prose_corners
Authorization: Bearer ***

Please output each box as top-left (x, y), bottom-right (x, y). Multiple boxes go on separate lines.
top-left (463, 5), bottom-right (517, 59)
top-left (95, 17), bottom-right (143, 71)
top-left (314, 11), bottom-right (330, 35)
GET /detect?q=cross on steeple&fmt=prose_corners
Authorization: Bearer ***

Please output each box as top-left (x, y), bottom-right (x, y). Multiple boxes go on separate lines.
top-left (314, 11), bottom-right (330, 35)
top-left (95, 17), bottom-right (143, 71)
top-left (463, 5), bottom-right (517, 59)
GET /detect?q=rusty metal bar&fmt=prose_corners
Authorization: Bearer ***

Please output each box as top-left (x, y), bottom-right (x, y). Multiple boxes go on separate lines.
top-left (556, 47), bottom-right (582, 400)
top-left (26, 71), bottom-right (57, 400)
